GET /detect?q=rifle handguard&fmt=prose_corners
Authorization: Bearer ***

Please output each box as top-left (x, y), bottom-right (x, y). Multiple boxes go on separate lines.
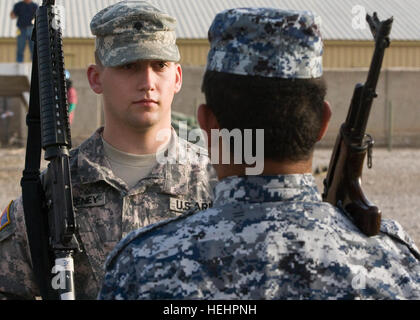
top-left (36, 4), bottom-right (71, 160)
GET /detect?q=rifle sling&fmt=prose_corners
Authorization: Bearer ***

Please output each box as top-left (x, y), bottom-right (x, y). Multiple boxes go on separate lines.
top-left (21, 39), bottom-right (57, 300)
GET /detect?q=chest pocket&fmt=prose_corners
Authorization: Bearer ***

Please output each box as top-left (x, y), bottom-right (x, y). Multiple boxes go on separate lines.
top-left (73, 192), bottom-right (121, 285)
top-left (75, 209), bottom-right (119, 287)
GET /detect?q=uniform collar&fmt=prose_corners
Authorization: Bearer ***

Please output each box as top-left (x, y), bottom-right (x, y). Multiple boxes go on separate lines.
top-left (74, 127), bottom-right (189, 195)
top-left (213, 174), bottom-right (321, 206)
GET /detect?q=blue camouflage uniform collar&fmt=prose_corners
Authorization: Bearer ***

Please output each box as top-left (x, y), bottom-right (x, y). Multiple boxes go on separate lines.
top-left (213, 174), bottom-right (322, 206)
top-left (74, 127), bottom-right (188, 195)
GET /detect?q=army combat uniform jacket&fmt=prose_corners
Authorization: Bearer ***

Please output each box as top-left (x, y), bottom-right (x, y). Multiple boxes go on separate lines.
top-left (99, 174), bottom-right (420, 300)
top-left (0, 128), bottom-right (216, 299)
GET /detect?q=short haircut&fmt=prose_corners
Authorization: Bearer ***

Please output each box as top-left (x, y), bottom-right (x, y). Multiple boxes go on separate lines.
top-left (94, 51), bottom-right (103, 68)
top-left (201, 71), bottom-right (327, 162)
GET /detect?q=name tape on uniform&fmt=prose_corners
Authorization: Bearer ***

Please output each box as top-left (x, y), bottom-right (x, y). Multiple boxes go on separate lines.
top-left (170, 197), bottom-right (213, 213)
top-left (73, 193), bottom-right (106, 208)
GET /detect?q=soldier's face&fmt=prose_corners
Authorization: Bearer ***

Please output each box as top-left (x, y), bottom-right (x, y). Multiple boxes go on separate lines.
top-left (96, 60), bottom-right (182, 132)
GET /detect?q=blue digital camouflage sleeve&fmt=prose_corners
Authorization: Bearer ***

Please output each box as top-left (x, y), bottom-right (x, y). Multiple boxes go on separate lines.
top-left (98, 215), bottom-right (188, 300)
top-left (98, 245), bottom-right (137, 300)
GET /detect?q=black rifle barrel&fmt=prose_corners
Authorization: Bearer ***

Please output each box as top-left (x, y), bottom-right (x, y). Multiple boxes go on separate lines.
top-left (37, 4), bottom-right (72, 159)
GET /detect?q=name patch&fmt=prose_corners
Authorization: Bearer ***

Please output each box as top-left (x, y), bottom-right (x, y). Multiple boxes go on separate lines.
top-left (170, 198), bottom-right (213, 213)
top-left (73, 193), bottom-right (106, 208)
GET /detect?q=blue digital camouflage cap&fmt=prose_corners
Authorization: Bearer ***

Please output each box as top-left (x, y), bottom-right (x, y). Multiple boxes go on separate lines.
top-left (90, 0), bottom-right (180, 67)
top-left (206, 7), bottom-right (323, 79)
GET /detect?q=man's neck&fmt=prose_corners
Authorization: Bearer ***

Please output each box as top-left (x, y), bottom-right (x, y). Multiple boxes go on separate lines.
top-left (215, 158), bottom-right (313, 180)
top-left (102, 123), bottom-right (171, 155)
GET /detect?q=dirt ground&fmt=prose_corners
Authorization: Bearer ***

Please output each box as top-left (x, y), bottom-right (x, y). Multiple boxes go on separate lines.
top-left (1, 146), bottom-right (419, 247)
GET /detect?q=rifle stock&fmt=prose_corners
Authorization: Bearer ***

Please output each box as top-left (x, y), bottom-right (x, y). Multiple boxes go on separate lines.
top-left (322, 13), bottom-right (393, 237)
top-left (323, 127), bottom-right (381, 236)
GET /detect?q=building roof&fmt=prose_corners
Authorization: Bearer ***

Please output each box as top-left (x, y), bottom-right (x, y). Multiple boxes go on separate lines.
top-left (2, 0), bottom-right (419, 41)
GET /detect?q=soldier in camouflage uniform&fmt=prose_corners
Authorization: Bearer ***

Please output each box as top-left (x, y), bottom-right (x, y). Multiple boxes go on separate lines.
top-left (99, 7), bottom-right (420, 300)
top-left (0, 1), bottom-right (216, 299)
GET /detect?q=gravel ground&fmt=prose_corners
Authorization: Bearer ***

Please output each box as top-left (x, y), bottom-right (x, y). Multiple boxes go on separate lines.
top-left (1, 147), bottom-right (419, 247)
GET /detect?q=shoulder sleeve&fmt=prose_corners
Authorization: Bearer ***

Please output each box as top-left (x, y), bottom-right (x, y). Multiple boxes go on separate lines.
top-left (104, 217), bottom-right (175, 270)
top-left (100, 215), bottom-right (190, 300)
top-left (0, 201), bottom-right (15, 242)
top-left (104, 211), bottom-right (197, 270)
top-left (100, 208), bottom-right (202, 300)
top-left (0, 198), bottom-right (40, 299)
top-left (98, 244), bottom-right (138, 300)
top-left (380, 218), bottom-right (420, 260)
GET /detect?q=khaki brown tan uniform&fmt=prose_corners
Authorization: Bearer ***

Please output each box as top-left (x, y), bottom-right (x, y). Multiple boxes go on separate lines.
top-left (0, 0), bottom-right (216, 299)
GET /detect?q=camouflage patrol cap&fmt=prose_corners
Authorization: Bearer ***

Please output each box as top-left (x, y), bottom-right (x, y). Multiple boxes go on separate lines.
top-left (91, 0), bottom-right (180, 67)
top-left (206, 8), bottom-right (323, 79)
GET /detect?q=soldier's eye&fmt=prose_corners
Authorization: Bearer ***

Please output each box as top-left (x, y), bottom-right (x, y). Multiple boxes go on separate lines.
top-left (156, 61), bottom-right (168, 69)
top-left (122, 63), bottom-right (135, 70)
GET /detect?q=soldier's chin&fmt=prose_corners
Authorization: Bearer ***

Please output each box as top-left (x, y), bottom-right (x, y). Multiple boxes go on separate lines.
top-left (128, 115), bottom-right (161, 131)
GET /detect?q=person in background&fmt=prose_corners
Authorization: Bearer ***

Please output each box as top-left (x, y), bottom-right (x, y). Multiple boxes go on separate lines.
top-left (10, 0), bottom-right (38, 63)
top-left (65, 70), bottom-right (78, 125)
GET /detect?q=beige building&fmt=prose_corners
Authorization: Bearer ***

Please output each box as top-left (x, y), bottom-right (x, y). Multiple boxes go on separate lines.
top-left (1, 0), bottom-right (420, 68)
top-left (2, 38), bottom-right (420, 69)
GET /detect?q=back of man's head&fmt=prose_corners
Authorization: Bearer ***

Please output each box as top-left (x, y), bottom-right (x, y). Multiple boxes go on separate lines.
top-left (201, 8), bottom-right (327, 162)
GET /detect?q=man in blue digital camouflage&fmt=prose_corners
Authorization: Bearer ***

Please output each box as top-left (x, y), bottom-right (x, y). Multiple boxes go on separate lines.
top-left (98, 7), bottom-right (420, 300)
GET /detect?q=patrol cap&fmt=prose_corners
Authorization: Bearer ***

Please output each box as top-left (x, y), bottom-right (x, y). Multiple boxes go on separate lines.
top-left (206, 7), bottom-right (323, 79)
top-left (90, 0), bottom-right (180, 67)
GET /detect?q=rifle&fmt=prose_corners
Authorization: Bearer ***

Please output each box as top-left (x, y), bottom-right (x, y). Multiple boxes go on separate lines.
top-left (21, 0), bottom-right (79, 300)
top-left (322, 13), bottom-right (393, 237)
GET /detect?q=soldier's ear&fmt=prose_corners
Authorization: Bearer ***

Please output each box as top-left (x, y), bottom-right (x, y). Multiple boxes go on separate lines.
top-left (197, 104), bottom-right (220, 133)
top-left (87, 64), bottom-right (103, 94)
top-left (317, 101), bottom-right (332, 141)
top-left (173, 63), bottom-right (182, 94)
top-left (197, 104), bottom-right (220, 151)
